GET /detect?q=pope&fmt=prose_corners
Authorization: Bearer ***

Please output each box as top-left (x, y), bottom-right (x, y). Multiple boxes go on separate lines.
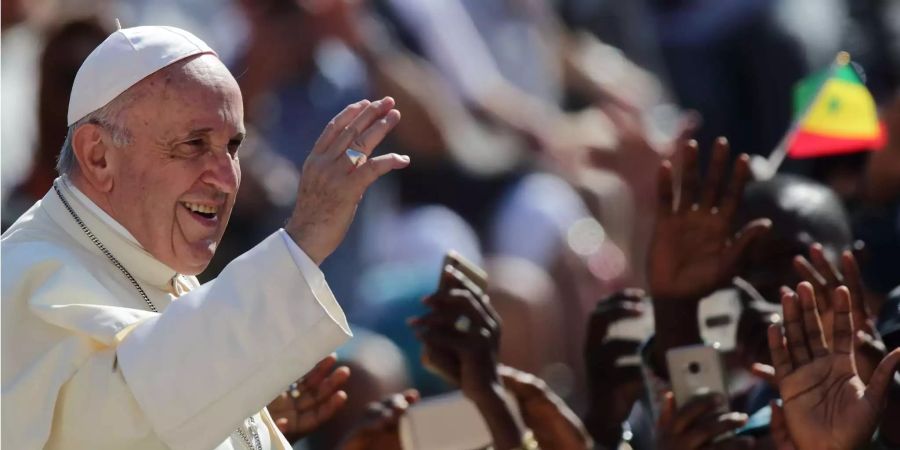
top-left (1, 25), bottom-right (409, 449)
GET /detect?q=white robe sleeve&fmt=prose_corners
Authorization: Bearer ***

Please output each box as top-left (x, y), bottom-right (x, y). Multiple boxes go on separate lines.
top-left (116, 230), bottom-right (352, 449)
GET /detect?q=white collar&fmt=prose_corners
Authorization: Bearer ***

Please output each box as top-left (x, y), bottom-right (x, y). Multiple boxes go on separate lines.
top-left (61, 175), bottom-right (142, 248)
top-left (46, 176), bottom-right (179, 291)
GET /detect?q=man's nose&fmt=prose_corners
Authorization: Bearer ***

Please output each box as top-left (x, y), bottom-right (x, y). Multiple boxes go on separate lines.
top-left (201, 150), bottom-right (239, 194)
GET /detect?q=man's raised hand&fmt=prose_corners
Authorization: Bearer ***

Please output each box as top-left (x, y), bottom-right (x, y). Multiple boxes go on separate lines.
top-left (768, 282), bottom-right (900, 450)
top-left (793, 244), bottom-right (884, 381)
top-left (286, 97), bottom-right (408, 264)
top-left (648, 137), bottom-right (771, 303)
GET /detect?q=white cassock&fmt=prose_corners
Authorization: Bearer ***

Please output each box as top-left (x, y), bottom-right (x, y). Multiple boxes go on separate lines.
top-left (1, 176), bottom-right (353, 449)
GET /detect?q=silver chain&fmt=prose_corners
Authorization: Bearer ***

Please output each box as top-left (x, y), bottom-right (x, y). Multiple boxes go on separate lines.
top-left (236, 417), bottom-right (263, 450)
top-left (53, 182), bottom-right (158, 312)
top-left (53, 181), bottom-right (263, 450)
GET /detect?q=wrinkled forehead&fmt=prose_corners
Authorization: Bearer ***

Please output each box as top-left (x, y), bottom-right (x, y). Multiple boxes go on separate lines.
top-left (128, 55), bottom-right (244, 134)
top-left (143, 54), bottom-right (240, 99)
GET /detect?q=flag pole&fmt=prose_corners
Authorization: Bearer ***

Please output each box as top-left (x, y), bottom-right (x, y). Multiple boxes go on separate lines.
top-left (758, 51), bottom-right (850, 179)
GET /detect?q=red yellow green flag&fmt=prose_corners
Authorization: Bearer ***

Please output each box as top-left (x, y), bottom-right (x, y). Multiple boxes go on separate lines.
top-left (787, 53), bottom-right (886, 158)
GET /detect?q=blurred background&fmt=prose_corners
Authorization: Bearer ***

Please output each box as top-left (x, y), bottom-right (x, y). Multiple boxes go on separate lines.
top-left (2, 0), bottom-right (899, 448)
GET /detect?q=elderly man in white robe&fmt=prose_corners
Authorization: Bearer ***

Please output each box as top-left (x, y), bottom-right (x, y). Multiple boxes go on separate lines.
top-left (1, 26), bottom-right (408, 449)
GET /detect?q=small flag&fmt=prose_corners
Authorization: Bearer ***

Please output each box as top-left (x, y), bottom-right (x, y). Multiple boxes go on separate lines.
top-left (787, 52), bottom-right (886, 159)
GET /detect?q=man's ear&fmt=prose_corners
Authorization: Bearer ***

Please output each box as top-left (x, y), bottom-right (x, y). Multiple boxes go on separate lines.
top-left (72, 123), bottom-right (115, 192)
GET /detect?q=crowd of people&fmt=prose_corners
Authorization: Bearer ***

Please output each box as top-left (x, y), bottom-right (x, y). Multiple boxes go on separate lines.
top-left (2, 0), bottom-right (899, 449)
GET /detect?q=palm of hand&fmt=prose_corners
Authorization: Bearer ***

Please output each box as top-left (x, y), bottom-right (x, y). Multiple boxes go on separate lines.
top-left (780, 354), bottom-right (877, 450)
top-left (649, 212), bottom-right (732, 301)
top-left (647, 137), bottom-right (765, 303)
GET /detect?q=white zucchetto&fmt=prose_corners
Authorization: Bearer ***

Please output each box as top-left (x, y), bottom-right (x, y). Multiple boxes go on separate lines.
top-left (67, 25), bottom-right (216, 126)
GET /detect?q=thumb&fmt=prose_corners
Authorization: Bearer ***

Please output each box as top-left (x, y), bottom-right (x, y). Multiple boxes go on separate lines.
top-left (863, 348), bottom-right (900, 407)
top-left (751, 362), bottom-right (777, 386)
top-left (354, 153), bottom-right (410, 192)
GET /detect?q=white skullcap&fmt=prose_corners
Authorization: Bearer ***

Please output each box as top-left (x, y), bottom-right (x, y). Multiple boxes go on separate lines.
top-left (67, 26), bottom-right (217, 126)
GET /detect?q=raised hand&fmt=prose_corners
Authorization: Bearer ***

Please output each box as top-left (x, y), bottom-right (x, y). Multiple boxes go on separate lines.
top-left (339, 390), bottom-right (420, 450)
top-left (499, 364), bottom-right (592, 449)
top-left (267, 354), bottom-right (351, 443)
top-left (648, 137), bottom-right (771, 303)
top-left (410, 267), bottom-right (527, 450)
top-left (656, 391), bottom-right (753, 450)
top-left (793, 244), bottom-right (885, 381)
top-left (286, 97), bottom-right (409, 264)
top-left (583, 290), bottom-right (647, 447)
top-left (768, 282), bottom-right (900, 450)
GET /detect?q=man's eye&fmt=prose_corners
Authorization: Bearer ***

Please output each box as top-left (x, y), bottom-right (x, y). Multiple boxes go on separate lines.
top-left (186, 139), bottom-right (205, 147)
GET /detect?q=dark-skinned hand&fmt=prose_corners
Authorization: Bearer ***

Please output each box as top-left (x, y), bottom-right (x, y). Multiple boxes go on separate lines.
top-left (267, 354), bottom-right (350, 443)
top-left (411, 266), bottom-right (502, 402)
top-left (656, 391), bottom-right (753, 450)
top-left (767, 282), bottom-right (900, 450)
top-left (410, 267), bottom-right (526, 450)
top-left (792, 244), bottom-right (885, 382)
top-left (339, 390), bottom-right (420, 450)
top-left (499, 364), bottom-right (592, 450)
top-left (648, 137), bottom-right (770, 372)
top-left (649, 136), bottom-right (771, 303)
top-left (583, 289), bottom-right (647, 447)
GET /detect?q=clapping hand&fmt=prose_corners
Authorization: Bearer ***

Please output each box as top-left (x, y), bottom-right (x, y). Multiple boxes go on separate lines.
top-left (286, 98), bottom-right (409, 264)
top-left (793, 244), bottom-right (884, 381)
top-left (767, 282), bottom-right (900, 450)
top-left (267, 354), bottom-right (351, 443)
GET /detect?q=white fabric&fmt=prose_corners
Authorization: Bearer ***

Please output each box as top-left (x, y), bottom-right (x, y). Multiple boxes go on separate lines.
top-left (1, 179), bottom-right (352, 449)
top-left (67, 25), bottom-right (216, 126)
top-left (61, 175), bottom-right (141, 246)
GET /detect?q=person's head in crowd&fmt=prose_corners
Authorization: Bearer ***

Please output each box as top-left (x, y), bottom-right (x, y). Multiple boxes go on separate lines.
top-left (735, 174), bottom-right (853, 304)
top-left (61, 28), bottom-right (245, 275)
top-left (731, 174), bottom-right (852, 368)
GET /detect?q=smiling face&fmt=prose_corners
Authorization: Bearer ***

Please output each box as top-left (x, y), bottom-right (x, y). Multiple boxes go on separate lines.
top-left (103, 54), bottom-right (245, 275)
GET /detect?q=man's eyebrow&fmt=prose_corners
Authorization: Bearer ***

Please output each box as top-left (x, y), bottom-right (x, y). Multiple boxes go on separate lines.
top-left (185, 127), bottom-right (214, 137)
top-left (180, 128), bottom-right (245, 144)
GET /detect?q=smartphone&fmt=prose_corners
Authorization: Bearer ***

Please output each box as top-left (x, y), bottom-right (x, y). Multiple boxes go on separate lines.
top-left (399, 391), bottom-right (504, 450)
top-left (666, 345), bottom-right (729, 413)
top-left (439, 250), bottom-right (488, 292)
